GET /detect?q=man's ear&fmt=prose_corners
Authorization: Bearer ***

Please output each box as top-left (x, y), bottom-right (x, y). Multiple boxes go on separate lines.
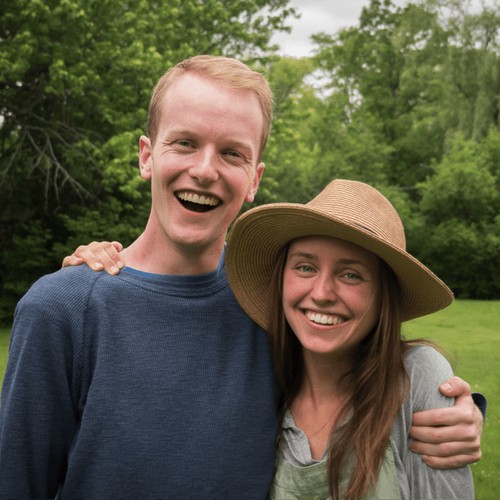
top-left (139, 135), bottom-right (153, 179)
top-left (246, 162), bottom-right (265, 203)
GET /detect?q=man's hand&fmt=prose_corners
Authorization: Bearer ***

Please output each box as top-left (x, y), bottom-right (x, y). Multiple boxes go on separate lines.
top-left (410, 376), bottom-right (482, 468)
top-left (62, 241), bottom-right (125, 275)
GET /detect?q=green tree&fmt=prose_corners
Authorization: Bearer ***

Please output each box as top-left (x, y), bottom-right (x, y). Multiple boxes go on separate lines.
top-left (306, 0), bottom-right (499, 297)
top-left (426, 0), bottom-right (500, 139)
top-left (414, 131), bottom-right (500, 298)
top-left (257, 56), bottom-right (322, 205)
top-left (0, 0), bottom-right (296, 324)
top-left (312, 0), bottom-right (451, 188)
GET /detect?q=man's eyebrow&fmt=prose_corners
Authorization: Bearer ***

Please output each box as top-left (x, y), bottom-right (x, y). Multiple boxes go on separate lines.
top-left (163, 128), bottom-right (193, 137)
top-left (163, 131), bottom-right (254, 151)
top-left (225, 140), bottom-right (256, 157)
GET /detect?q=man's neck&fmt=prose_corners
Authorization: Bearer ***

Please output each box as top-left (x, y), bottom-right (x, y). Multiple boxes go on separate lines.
top-left (121, 233), bottom-right (224, 276)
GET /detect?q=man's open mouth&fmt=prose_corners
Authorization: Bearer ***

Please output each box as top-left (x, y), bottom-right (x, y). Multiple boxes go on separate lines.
top-left (176, 191), bottom-right (221, 213)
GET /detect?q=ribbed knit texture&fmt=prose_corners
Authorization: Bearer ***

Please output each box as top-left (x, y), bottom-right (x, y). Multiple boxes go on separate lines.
top-left (0, 256), bottom-right (278, 498)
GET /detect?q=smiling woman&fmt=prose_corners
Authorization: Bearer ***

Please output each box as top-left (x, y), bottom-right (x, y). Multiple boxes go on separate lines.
top-left (282, 236), bottom-right (380, 360)
top-left (226, 178), bottom-right (474, 499)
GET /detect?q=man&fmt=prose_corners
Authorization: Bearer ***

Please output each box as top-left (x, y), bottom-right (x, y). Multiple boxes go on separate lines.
top-left (0, 56), bottom-right (482, 497)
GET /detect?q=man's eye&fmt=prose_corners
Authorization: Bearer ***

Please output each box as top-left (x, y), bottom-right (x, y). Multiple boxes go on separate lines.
top-left (224, 150), bottom-right (243, 159)
top-left (176, 140), bottom-right (194, 148)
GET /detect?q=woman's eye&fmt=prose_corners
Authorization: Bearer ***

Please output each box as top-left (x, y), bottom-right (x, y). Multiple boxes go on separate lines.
top-left (343, 272), bottom-right (362, 281)
top-left (297, 265), bottom-right (315, 273)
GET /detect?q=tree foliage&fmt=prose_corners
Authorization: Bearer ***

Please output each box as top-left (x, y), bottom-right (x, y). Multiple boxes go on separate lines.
top-left (0, 0), bottom-right (296, 323)
top-left (299, 0), bottom-right (499, 298)
top-left (415, 130), bottom-right (500, 298)
top-left (1, 0), bottom-right (499, 324)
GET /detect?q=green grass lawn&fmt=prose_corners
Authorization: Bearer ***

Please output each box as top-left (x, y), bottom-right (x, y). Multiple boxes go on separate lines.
top-left (1, 299), bottom-right (498, 498)
top-left (0, 327), bottom-right (9, 386)
top-left (403, 299), bottom-right (499, 500)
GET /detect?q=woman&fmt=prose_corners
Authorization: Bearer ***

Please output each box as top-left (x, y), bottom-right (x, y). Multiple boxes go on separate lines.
top-left (225, 179), bottom-right (474, 499)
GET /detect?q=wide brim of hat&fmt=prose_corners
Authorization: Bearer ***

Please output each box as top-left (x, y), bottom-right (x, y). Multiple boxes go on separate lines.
top-left (226, 203), bottom-right (453, 332)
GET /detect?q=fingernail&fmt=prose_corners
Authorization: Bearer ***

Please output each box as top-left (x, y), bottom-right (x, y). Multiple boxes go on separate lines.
top-left (441, 382), bottom-right (452, 392)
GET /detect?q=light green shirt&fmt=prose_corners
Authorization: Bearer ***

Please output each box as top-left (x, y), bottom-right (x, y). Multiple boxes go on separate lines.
top-left (269, 346), bottom-right (474, 500)
top-left (270, 413), bottom-right (400, 500)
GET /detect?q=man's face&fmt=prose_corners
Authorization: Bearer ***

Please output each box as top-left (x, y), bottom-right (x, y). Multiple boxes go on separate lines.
top-left (139, 74), bottom-right (265, 256)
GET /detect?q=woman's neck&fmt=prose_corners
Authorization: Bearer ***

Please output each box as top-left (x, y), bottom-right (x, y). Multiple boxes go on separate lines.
top-left (290, 351), bottom-right (354, 460)
top-left (301, 349), bottom-right (354, 399)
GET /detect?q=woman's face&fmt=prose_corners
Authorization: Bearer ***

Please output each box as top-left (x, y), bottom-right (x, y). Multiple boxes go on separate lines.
top-left (282, 236), bottom-right (380, 359)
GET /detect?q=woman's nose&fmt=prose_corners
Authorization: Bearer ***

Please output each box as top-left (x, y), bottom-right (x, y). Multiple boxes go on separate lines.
top-left (310, 274), bottom-right (338, 304)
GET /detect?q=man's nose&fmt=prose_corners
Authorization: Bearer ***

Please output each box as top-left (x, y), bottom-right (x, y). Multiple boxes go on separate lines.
top-left (189, 148), bottom-right (220, 184)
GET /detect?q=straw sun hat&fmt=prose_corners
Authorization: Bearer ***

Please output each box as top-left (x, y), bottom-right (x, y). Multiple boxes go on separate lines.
top-left (226, 179), bottom-right (453, 331)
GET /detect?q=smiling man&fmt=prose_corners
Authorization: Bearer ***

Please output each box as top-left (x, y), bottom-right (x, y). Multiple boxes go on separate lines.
top-left (0, 56), bottom-right (275, 499)
top-left (124, 71), bottom-right (265, 275)
top-left (0, 56), bottom-right (483, 498)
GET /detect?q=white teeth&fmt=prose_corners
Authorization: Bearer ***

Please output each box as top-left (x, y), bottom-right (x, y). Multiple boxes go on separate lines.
top-left (177, 192), bottom-right (219, 206)
top-left (306, 312), bottom-right (344, 325)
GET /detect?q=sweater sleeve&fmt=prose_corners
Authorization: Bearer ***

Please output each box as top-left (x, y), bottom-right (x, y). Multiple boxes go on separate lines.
top-left (391, 345), bottom-right (475, 500)
top-left (0, 267), bottom-right (94, 497)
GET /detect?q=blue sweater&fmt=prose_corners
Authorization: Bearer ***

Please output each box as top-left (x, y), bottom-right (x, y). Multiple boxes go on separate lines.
top-left (0, 257), bottom-right (278, 498)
